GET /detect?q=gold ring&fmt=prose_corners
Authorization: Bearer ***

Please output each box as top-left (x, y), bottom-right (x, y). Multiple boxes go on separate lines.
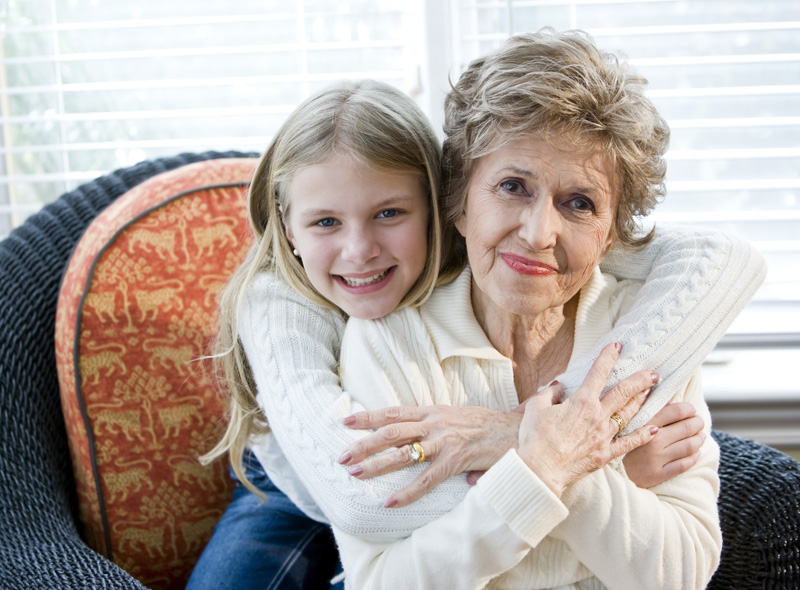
top-left (610, 412), bottom-right (625, 435)
top-left (410, 442), bottom-right (426, 463)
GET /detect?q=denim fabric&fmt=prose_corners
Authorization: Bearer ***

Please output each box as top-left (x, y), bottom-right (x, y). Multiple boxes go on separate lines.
top-left (187, 450), bottom-right (343, 590)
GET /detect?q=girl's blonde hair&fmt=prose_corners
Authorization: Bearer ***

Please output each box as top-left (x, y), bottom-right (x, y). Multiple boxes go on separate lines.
top-left (204, 79), bottom-right (461, 494)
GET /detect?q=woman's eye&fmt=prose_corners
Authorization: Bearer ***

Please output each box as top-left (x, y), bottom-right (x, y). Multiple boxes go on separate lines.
top-left (569, 196), bottom-right (595, 213)
top-left (315, 217), bottom-right (337, 227)
top-left (499, 179), bottom-right (525, 195)
top-left (377, 208), bottom-right (400, 219)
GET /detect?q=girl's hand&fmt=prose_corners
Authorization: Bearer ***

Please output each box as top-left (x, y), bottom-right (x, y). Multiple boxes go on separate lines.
top-left (517, 343), bottom-right (660, 497)
top-left (338, 405), bottom-right (522, 508)
top-left (623, 401), bottom-right (705, 488)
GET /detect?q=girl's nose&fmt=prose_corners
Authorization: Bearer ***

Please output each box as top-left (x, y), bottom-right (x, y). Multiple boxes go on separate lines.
top-left (341, 227), bottom-right (380, 264)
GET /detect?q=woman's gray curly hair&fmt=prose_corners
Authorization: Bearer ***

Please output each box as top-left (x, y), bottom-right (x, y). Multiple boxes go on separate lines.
top-left (442, 27), bottom-right (670, 250)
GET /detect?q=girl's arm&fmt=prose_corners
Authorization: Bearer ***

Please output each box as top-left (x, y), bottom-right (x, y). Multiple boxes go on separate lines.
top-left (576, 224), bottom-right (766, 432)
top-left (244, 225), bottom-right (763, 533)
top-left (338, 227), bottom-right (764, 505)
top-left (240, 272), bottom-right (473, 539)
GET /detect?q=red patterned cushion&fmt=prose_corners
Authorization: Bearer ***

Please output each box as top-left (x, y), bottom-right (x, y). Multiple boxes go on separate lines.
top-left (55, 158), bottom-right (257, 589)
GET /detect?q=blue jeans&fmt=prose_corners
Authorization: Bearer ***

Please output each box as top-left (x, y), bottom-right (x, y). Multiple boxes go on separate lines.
top-left (187, 450), bottom-right (343, 590)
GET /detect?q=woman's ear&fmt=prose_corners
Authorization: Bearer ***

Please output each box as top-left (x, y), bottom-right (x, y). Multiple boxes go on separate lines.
top-left (599, 231), bottom-right (615, 262)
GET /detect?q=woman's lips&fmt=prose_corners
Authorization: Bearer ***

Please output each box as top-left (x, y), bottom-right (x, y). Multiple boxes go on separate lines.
top-left (501, 253), bottom-right (556, 276)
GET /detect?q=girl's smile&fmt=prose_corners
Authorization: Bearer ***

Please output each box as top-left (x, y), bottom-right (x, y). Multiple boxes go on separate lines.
top-left (284, 154), bottom-right (429, 320)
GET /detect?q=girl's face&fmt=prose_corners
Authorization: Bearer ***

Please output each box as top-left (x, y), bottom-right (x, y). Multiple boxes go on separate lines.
top-left (284, 153), bottom-right (430, 320)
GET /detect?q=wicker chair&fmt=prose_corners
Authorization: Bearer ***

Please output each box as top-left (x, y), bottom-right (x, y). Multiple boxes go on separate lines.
top-left (1, 153), bottom-right (798, 589)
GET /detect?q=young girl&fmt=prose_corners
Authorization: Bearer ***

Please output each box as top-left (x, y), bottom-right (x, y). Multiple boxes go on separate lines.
top-left (187, 79), bottom-right (764, 589)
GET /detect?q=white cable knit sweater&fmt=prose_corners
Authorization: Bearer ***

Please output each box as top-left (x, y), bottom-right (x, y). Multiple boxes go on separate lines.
top-left (241, 226), bottom-right (765, 586)
top-left (334, 266), bottom-right (719, 589)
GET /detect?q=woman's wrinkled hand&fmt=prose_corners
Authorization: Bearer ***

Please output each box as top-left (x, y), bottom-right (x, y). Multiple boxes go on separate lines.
top-left (517, 342), bottom-right (659, 497)
top-left (338, 404), bottom-right (523, 508)
top-left (623, 401), bottom-right (705, 488)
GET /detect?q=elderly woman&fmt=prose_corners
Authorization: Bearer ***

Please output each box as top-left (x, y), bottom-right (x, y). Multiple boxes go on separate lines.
top-left (191, 29), bottom-right (765, 590)
top-left (324, 30), bottom-right (733, 588)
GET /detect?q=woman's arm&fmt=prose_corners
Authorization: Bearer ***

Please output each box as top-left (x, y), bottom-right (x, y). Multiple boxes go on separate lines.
top-left (550, 372), bottom-right (721, 590)
top-left (334, 450), bottom-right (563, 590)
top-left (565, 225), bottom-right (766, 432)
top-left (335, 347), bottom-right (658, 590)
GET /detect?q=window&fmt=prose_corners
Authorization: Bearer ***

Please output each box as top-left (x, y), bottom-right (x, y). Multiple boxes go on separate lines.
top-left (2, 1), bottom-right (798, 442)
top-left (0, 0), bottom-right (426, 235)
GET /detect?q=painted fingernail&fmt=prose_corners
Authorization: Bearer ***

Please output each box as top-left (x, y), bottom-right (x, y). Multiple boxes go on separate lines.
top-left (342, 415), bottom-right (356, 426)
top-left (649, 425), bottom-right (659, 435)
top-left (337, 452), bottom-right (352, 465)
top-left (550, 380), bottom-right (560, 387)
top-left (644, 388), bottom-right (652, 397)
top-left (383, 498), bottom-right (398, 508)
top-left (614, 342), bottom-right (622, 352)
top-left (348, 465), bottom-right (363, 477)
top-left (651, 372), bottom-right (659, 384)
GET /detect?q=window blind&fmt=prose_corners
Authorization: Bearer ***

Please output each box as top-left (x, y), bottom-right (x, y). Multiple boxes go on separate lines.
top-left (0, 0), bottom-right (425, 236)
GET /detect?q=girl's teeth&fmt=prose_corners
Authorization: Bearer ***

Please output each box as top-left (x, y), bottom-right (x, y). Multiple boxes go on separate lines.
top-left (342, 269), bottom-right (389, 286)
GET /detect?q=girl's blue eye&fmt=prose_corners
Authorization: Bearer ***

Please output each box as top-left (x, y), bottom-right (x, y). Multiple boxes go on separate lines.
top-left (316, 217), bottom-right (337, 227)
top-left (377, 209), bottom-right (399, 218)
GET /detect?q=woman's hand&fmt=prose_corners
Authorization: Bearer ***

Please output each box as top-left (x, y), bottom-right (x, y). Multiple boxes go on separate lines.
top-left (517, 343), bottom-right (659, 497)
top-left (623, 401), bottom-right (705, 488)
top-left (338, 405), bottom-right (523, 508)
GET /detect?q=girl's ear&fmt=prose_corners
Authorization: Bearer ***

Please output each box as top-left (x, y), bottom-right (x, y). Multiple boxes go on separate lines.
top-left (278, 204), bottom-right (294, 246)
top-left (284, 226), bottom-right (295, 250)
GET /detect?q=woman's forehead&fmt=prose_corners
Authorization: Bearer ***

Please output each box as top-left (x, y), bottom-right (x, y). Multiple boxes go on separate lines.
top-left (478, 137), bottom-right (615, 182)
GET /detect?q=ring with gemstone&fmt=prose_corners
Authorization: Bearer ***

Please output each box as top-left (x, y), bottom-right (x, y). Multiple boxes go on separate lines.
top-left (410, 441), bottom-right (426, 463)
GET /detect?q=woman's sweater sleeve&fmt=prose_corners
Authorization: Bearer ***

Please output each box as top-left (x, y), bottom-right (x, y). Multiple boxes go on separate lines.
top-left (565, 225), bottom-right (766, 432)
top-left (335, 319), bottom-right (719, 589)
top-left (549, 372), bottom-right (722, 590)
top-left (334, 450), bottom-right (568, 590)
top-left (240, 273), bottom-right (471, 540)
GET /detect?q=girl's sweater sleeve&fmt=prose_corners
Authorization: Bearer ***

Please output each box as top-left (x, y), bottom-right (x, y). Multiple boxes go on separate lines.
top-left (240, 273), bottom-right (472, 540)
top-left (241, 225), bottom-right (762, 540)
top-left (566, 225), bottom-right (766, 432)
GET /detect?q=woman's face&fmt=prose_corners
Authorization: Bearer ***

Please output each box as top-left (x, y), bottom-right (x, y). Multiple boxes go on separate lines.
top-left (455, 136), bottom-right (618, 320)
top-left (284, 153), bottom-right (429, 320)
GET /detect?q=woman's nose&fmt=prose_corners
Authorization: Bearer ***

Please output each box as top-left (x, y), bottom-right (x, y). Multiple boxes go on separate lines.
top-left (341, 227), bottom-right (380, 264)
top-left (518, 201), bottom-right (558, 250)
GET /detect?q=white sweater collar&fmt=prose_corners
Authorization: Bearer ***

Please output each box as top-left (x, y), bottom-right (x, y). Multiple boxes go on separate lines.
top-left (420, 266), bottom-right (508, 363)
top-left (421, 265), bottom-right (618, 366)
